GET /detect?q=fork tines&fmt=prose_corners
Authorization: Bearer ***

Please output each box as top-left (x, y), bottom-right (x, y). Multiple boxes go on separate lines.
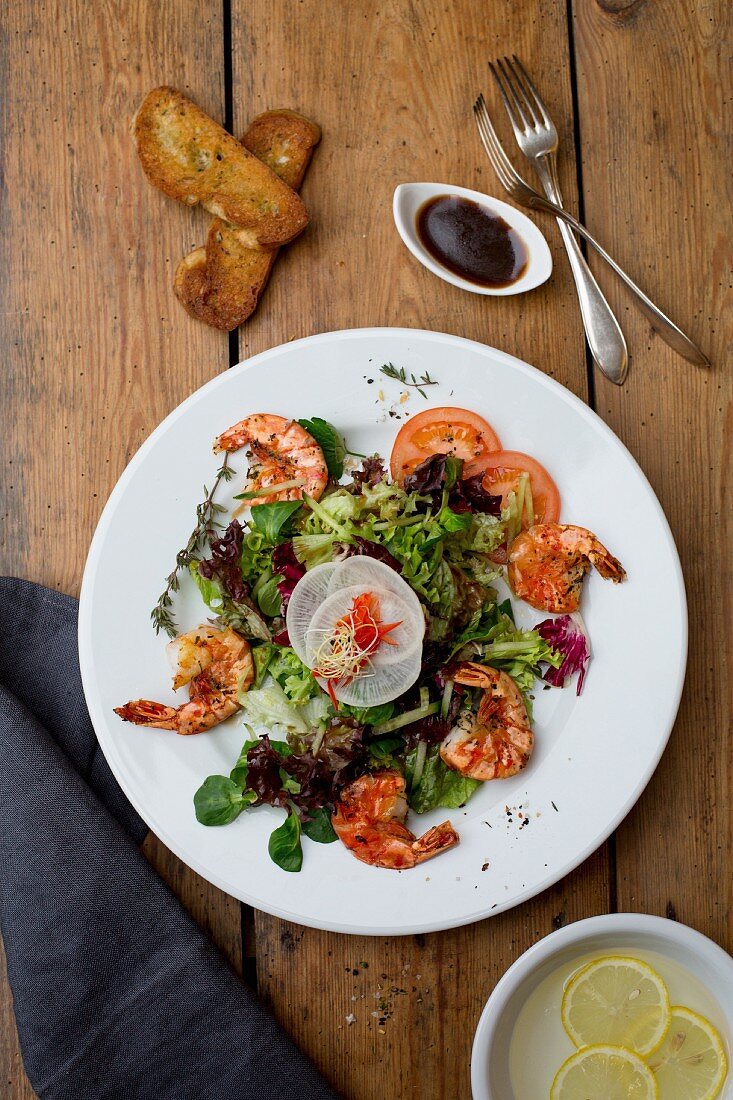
top-left (488, 55), bottom-right (552, 135)
top-left (472, 93), bottom-right (518, 192)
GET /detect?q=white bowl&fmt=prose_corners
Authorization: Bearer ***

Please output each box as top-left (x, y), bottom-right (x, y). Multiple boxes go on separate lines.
top-left (471, 913), bottom-right (733, 1099)
top-left (393, 182), bottom-right (552, 296)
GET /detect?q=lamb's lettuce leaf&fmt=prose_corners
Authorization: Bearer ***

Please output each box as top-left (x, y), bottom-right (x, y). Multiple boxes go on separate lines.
top-left (268, 808), bottom-right (303, 872)
top-left (194, 775), bottom-right (256, 826)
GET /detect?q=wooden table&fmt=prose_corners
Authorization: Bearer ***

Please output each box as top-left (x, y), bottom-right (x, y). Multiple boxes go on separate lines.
top-left (1, 2), bottom-right (729, 1096)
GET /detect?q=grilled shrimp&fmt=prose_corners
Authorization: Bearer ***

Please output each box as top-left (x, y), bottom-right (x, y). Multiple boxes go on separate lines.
top-left (440, 663), bottom-right (533, 781)
top-left (115, 625), bottom-right (254, 736)
top-left (332, 771), bottom-right (459, 869)
top-left (507, 522), bottom-right (626, 613)
top-left (214, 413), bottom-right (328, 506)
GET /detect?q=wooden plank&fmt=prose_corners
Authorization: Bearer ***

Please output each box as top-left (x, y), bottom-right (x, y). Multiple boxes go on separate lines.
top-left (0, 2), bottom-right (235, 1095)
top-left (231, 0), bottom-right (590, 397)
top-left (256, 852), bottom-right (607, 1099)
top-left (231, 2), bottom-right (608, 1096)
top-left (571, 0), bottom-right (732, 943)
top-left (0, 940), bottom-right (34, 1100)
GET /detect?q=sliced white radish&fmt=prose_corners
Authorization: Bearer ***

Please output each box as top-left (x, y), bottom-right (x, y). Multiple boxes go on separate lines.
top-left (320, 646), bottom-right (422, 707)
top-left (305, 584), bottom-right (423, 669)
top-left (327, 556), bottom-right (424, 624)
top-left (286, 558), bottom-right (426, 705)
top-left (285, 561), bottom-right (339, 662)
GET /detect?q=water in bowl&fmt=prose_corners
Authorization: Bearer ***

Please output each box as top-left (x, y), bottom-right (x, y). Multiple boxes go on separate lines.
top-left (508, 948), bottom-right (730, 1098)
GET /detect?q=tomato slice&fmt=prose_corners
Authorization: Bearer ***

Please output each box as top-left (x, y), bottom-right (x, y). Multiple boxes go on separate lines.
top-left (476, 451), bottom-right (560, 525)
top-left (472, 450), bottom-right (560, 563)
top-left (473, 451), bottom-right (559, 563)
top-left (390, 406), bottom-right (502, 482)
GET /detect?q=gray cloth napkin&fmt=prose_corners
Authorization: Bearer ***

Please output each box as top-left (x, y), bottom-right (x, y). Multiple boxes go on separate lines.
top-left (0, 576), bottom-right (338, 1100)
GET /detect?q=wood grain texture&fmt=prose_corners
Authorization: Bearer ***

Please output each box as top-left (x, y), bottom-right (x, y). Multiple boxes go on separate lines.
top-left (2, 1), bottom-right (727, 1099)
top-left (0, 2), bottom-right (237, 1095)
top-left (229, 0), bottom-right (591, 398)
top-left (572, 0), bottom-right (732, 943)
top-left (0, 939), bottom-right (33, 1100)
top-left (230, 2), bottom-right (606, 1097)
top-left (255, 852), bottom-right (608, 1099)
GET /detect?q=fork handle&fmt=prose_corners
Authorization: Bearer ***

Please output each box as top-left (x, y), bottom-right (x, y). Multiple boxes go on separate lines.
top-left (530, 193), bottom-right (710, 368)
top-left (533, 160), bottom-right (628, 385)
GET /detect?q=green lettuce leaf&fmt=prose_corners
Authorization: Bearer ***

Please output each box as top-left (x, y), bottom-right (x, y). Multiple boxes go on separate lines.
top-left (229, 737), bottom-right (260, 787)
top-left (252, 643), bottom-right (274, 687)
top-left (449, 605), bottom-right (561, 694)
top-left (268, 646), bottom-right (321, 703)
top-left (464, 513), bottom-right (505, 553)
top-left (188, 560), bottom-right (270, 641)
top-left (239, 529), bottom-right (274, 586)
top-left (292, 532), bottom-right (337, 568)
top-left (341, 701), bottom-right (396, 726)
top-left (238, 677), bottom-right (328, 735)
top-left (238, 680), bottom-right (308, 732)
top-left (297, 417), bottom-right (347, 480)
top-left (302, 489), bottom-right (358, 534)
top-left (367, 734), bottom-right (405, 769)
top-left (437, 505), bottom-right (472, 534)
top-left (188, 564), bottom-right (224, 611)
top-left (406, 745), bottom-right (480, 813)
top-left (249, 500), bottom-right (303, 541)
top-left (252, 569), bottom-right (282, 617)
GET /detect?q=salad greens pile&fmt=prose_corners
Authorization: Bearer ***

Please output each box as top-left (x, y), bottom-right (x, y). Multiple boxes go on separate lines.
top-left (185, 417), bottom-right (573, 872)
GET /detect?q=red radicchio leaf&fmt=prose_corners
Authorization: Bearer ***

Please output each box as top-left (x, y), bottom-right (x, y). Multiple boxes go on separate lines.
top-left (244, 736), bottom-right (287, 806)
top-left (335, 536), bottom-right (402, 573)
top-left (450, 474), bottom-right (502, 515)
top-left (402, 713), bottom-right (450, 749)
top-left (200, 519), bottom-right (247, 602)
top-left (536, 615), bottom-right (590, 695)
top-left (284, 752), bottom-right (337, 814)
top-left (245, 726), bottom-right (368, 817)
top-left (402, 454), bottom-right (501, 515)
top-left (349, 455), bottom-right (386, 492)
top-left (271, 541), bottom-right (306, 611)
top-left (402, 453), bottom-right (449, 495)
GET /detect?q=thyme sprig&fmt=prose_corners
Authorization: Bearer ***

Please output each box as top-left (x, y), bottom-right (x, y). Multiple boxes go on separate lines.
top-left (150, 455), bottom-right (234, 638)
top-left (379, 362), bottom-right (438, 399)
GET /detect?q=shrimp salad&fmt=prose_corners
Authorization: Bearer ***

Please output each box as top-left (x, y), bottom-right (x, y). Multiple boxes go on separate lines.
top-left (116, 406), bottom-right (625, 872)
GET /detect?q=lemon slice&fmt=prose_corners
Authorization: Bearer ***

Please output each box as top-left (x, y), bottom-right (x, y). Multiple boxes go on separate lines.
top-left (562, 955), bottom-right (671, 1055)
top-left (551, 1044), bottom-right (658, 1099)
top-left (646, 1006), bottom-right (728, 1099)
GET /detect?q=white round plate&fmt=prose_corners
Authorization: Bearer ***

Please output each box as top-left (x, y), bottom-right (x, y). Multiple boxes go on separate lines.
top-left (79, 328), bottom-right (686, 935)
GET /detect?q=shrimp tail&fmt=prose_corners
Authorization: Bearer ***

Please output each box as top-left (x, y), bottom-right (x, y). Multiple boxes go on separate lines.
top-left (114, 700), bottom-right (178, 729)
top-left (453, 661), bottom-right (497, 691)
top-left (588, 545), bottom-right (626, 582)
top-left (214, 421), bottom-right (252, 453)
top-left (412, 821), bottom-right (460, 862)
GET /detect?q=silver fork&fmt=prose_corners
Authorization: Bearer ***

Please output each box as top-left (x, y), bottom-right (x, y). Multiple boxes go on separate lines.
top-left (473, 93), bottom-right (710, 369)
top-left (489, 56), bottom-right (627, 386)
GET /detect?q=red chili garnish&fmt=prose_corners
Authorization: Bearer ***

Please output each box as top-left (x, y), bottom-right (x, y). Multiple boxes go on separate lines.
top-left (313, 590), bottom-right (402, 691)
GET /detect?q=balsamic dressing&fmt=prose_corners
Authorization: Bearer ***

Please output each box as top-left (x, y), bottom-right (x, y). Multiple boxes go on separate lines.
top-left (416, 195), bottom-right (528, 288)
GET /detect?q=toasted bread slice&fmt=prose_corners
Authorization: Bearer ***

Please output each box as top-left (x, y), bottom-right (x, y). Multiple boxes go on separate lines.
top-left (243, 110), bottom-right (322, 191)
top-left (133, 88), bottom-right (309, 248)
top-left (174, 110), bottom-right (321, 331)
